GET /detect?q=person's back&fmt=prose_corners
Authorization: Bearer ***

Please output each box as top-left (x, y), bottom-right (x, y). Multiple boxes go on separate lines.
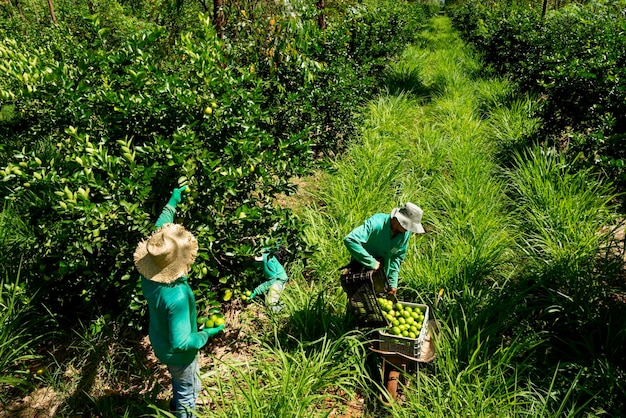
top-left (343, 203), bottom-right (424, 296)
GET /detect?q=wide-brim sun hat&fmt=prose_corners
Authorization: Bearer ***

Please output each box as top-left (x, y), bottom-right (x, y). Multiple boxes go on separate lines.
top-left (134, 223), bottom-right (198, 283)
top-left (391, 202), bottom-right (425, 234)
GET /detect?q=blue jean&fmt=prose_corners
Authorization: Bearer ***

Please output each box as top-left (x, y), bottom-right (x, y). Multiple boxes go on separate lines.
top-left (167, 356), bottom-right (201, 418)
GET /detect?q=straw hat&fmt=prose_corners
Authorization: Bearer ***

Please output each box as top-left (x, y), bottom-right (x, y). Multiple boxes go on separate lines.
top-left (134, 223), bottom-right (198, 283)
top-left (391, 202), bottom-right (425, 234)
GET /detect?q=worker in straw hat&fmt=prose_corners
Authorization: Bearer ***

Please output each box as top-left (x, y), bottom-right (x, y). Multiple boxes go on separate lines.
top-left (134, 186), bottom-right (224, 417)
top-left (343, 202), bottom-right (425, 297)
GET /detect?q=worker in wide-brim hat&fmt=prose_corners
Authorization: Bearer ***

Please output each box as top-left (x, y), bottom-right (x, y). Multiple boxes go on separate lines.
top-left (343, 202), bottom-right (425, 296)
top-left (134, 186), bottom-right (224, 418)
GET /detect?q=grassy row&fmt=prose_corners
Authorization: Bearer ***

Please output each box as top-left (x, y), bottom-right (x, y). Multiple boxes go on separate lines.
top-left (3, 15), bottom-right (623, 417)
top-left (289, 16), bottom-right (622, 416)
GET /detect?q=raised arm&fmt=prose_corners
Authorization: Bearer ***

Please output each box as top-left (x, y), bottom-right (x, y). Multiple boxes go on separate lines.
top-left (155, 186), bottom-right (188, 228)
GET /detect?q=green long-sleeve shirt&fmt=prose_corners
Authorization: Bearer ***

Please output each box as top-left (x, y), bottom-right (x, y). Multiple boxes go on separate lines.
top-left (252, 252), bottom-right (289, 296)
top-left (343, 213), bottom-right (410, 289)
top-left (140, 203), bottom-right (210, 366)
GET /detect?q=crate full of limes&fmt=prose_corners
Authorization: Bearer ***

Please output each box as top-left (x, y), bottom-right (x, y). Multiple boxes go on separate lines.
top-left (376, 298), bottom-right (429, 358)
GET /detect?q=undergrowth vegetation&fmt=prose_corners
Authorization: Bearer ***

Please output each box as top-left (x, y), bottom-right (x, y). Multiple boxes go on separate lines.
top-left (450, 0), bottom-right (626, 207)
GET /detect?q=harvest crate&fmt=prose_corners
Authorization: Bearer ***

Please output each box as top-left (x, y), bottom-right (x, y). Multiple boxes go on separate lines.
top-left (378, 302), bottom-right (430, 358)
top-left (340, 269), bottom-right (387, 327)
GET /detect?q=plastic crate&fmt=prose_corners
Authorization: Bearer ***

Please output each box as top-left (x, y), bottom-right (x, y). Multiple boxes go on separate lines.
top-left (378, 302), bottom-right (430, 358)
top-left (340, 269), bottom-right (387, 327)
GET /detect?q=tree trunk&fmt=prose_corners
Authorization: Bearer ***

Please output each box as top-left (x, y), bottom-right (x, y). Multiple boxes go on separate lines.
top-left (541, 0), bottom-right (548, 20)
top-left (317, 0), bottom-right (325, 30)
top-left (11, 0), bottom-right (26, 23)
top-left (47, 0), bottom-right (57, 24)
top-left (213, 0), bottom-right (224, 38)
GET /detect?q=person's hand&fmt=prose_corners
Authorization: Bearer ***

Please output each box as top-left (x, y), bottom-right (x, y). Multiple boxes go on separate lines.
top-left (203, 324), bottom-right (225, 337)
top-left (167, 186), bottom-right (189, 207)
top-left (388, 287), bottom-right (397, 297)
top-left (241, 290), bottom-right (255, 303)
top-left (373, 260), bottom-right (381, 271)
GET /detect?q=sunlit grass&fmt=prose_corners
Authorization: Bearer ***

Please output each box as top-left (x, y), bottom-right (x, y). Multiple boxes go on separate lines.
top-left (0, 271), bottom-right (41, 402)
top-left (200, 330), bottom-right (370, 417)
top-left (509, 147), bottom-right (618, 269)
top-left (291, 14), bottom-right (623, 417)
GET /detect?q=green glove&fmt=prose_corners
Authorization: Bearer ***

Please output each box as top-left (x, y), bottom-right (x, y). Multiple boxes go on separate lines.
top-left (241, 290), bottom-right (253, 303)
top-left (203, 324), bottom-right (225, 338)
top-left (249, 291), bottom-right (257, 300)
top-left (167, 186), bottom-right (188, 207)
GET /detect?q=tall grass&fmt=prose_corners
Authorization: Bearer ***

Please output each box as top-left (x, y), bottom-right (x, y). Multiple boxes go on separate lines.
top-left (200, 330), bottom-right (370, 417)
top-left (503, 147), bottom-right (625, 413)
top-left (0, 270), bottom-right (40, 403)
top-left (293, 14), bottom-right (624, 417)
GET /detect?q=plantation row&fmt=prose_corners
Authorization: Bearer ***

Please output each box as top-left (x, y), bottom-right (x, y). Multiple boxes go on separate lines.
top-left (450, 0), bottom-right (626, 203)
top-left (2, 0), bottom-right (625, 416)
top-left (298, 14), bottom-right (626, 415)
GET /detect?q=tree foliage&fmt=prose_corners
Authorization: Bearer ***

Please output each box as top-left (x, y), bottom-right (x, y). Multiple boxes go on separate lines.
top-left (0, 0), bottom-right (435, 324)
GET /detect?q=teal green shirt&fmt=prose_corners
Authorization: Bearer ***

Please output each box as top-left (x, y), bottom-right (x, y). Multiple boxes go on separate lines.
top-left (140, 204), bottom-right (209, 366)
top-left (343, 213), bottom-right (410, 289)
top-left (252, 252), bottom-right (289, 296)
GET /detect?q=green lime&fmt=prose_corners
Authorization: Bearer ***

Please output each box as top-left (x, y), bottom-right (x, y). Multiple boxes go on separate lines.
top-left (214, 317), bottom-right (225, 326)
top-left (197, 316), bottom-right (208, 324)
top-left (206, 319), bottom-right (215, 328)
